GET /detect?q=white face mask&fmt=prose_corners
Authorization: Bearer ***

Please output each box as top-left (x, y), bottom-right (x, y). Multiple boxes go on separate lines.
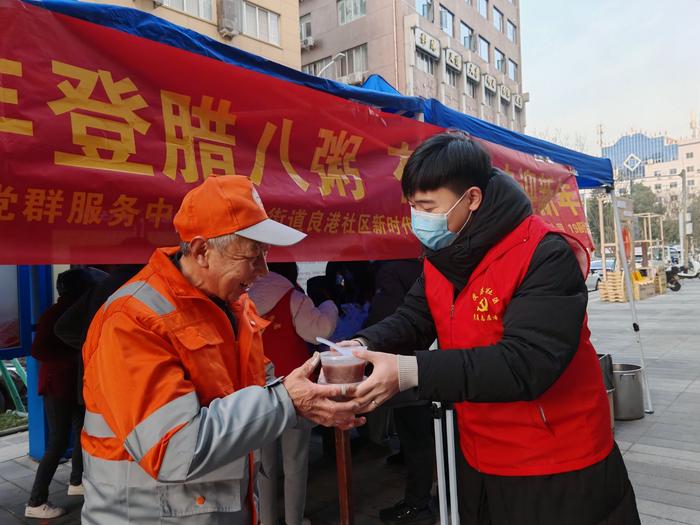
top-left (410, 192), bottom-right (472, 251)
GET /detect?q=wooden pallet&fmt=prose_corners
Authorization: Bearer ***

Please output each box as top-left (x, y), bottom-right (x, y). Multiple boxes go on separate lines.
top-left (654, 272), bottom-right (668, 294)
top-left (599, 272), bottom-right (657, 302)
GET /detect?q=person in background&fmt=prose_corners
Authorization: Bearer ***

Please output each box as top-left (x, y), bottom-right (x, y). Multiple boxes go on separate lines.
top-left (249, 262), bottom-right (338, 525)
top-left (54, 264), bottom-right (143, 404)
top-left (327, 261), bottom-right (374, 342)
top-left (25, 269), bottom-right (99, 519)
top-left (365, 259), bottom-right (435, 525)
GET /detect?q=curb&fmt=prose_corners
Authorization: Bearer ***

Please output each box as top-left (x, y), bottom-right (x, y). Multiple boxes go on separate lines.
top-left (0, 425), bottom-right (28, 437)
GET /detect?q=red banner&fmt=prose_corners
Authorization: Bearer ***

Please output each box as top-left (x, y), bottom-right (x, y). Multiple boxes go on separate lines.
top-left (0, 0), bottom-right (591, 264)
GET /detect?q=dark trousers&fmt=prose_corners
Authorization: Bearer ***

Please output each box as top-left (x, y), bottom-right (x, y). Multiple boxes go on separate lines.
top-left (393, 403), bottom-right (435, 509)
top-left (455, 442), bottom-right (641, 525)
top-left (28, 396), bottom-right (85, 506)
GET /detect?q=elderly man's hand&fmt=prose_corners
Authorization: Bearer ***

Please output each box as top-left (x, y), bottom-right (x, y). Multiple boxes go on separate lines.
top-left (283, 353), bottom-right (365, 431)
top-left (350, 349), bottom-right (400, 412)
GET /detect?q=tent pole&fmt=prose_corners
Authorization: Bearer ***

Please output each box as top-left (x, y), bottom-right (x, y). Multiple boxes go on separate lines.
top-left (609, 188), bottom-right (654, 414)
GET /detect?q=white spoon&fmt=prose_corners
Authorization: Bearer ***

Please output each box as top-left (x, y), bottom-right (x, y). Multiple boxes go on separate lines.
top-left (315, 337), bottom-right (366, 357)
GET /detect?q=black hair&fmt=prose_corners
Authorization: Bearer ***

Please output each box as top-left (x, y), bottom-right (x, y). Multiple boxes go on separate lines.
top-left (401, 131), bottom-right (492, 198)
top-left (268, 262), bottom-right (298, 285)
top-left (56, 269), bottom-right (97, 300)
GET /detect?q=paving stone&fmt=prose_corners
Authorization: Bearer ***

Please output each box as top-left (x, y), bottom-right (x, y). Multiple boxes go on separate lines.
top-left (637, 498), bottom-right (700, 524)
top-left (629, 471), bottom-right (700, 498)
top-left (634, 485), bottom-right (700, 512)
top-left (641, 514), bottom-right (693, 524)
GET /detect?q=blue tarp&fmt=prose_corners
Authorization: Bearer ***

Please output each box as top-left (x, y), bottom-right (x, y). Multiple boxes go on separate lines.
top-left (423, 100), bottom-right (613, 189)
top-left (362, 74), bottom-right (402, 95)
top-left (24, 0), bottom-right (613, 189)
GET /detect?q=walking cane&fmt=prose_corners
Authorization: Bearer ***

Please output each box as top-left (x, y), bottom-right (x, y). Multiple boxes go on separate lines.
top-left (433, 402), bottom-right (460, 525)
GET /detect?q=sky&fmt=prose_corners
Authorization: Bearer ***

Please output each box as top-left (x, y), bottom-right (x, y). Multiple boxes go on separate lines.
top-left (520, 0), bottom-right (700, 155)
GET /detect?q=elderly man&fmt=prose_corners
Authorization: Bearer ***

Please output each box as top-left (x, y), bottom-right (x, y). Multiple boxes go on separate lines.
top-left (80, 176), bottom-right (362, 525)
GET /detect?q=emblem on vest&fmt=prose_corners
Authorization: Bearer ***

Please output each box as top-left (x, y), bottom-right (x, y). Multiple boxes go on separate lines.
top-left (472, 287), bottom-right (500, 322)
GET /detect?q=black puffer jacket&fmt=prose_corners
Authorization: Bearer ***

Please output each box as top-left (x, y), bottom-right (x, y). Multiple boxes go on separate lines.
top-left (355, 169), bottom-right (588, 403)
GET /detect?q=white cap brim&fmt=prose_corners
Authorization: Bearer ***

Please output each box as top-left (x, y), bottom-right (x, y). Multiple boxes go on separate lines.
top-left (236, 219), bottom-right (307, 246)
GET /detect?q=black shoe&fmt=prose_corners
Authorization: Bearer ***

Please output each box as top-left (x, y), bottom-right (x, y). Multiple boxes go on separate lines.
top-left (379, 501), bottom-right (435, 525)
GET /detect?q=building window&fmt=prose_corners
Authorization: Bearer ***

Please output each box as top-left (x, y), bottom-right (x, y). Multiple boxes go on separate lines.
top-left (478, 0), bottom-right (488, 18)
top-left (493, 7), bottom-right (503, 31)
top-left (670, 194), bottom-right (678, 201)
top-left (670, 181), bottom-right (678, 188)
top-left (507, 20), bottom-right (517, 42)
top-left (653, 170), bottom-right (661, 176)
top-left (689, 180), bottom-right (696, 186)
top-left (416, 0), bottom-right (433, 20)
top-left (500, 98), bottom-right (509, 117)
top-left (447, 67), bottom-right (459, 87)
top-left (508, 59), bottom-right (517, 81)
top-left (302, 56), bottom-right (334, 79)
top-left (514, 107), bottom-right (522, 128)
top-left (689, 166), bottom-right (695, 172)
top-left (494, 48), bottom-right (505, 72)
top-left (338, 44), bottom-right (367, 77)
top-left (416, 49), bottom-right (435, 75)
top-left (484, 86), bottom-right (494, 106)
top-left (478, 36), bottom-right (489, 63)
top-left (243, 2), bottom-right (280, 45)
top-left (440, 6), bottom-right (454, 37)
top-left (163, 0), bottom-right (213, 21)
top-left (670, 168), bottom-right (677, 175)
top-left (654, 184), bottom-right (662, 190)
top-left (466, 79), bottom-right (477, 97)
top-left (300, 14), bottom-right (312, 39)
top-left (460, 22), bottom-right (474, 49)
top-left (687, 152), bottom-right (694, 159)
top-left (338, 0), bottom-right (366, 25)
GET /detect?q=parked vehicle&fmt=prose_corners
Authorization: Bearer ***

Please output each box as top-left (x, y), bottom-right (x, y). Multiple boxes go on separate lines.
top-left (587, 259), bottom-right (616, 291)
top-left (652, 246), bottom-right (680, 266)
top-left (678, 258), bottom-right (700, 279)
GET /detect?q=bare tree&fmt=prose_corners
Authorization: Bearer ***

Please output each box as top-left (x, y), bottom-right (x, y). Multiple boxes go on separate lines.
top-left (530, 128), bottom-right (590, 154)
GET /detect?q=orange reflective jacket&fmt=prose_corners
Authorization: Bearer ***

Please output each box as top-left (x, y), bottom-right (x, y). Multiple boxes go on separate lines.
top-left (81, 247), bottom-right (295, 525)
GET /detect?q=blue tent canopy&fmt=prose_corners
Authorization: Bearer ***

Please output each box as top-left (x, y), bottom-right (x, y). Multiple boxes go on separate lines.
top-left (422, 100), bottom-right (613, 189)
top-left (362, 74), bottom-right (402, 95)
top-left (26, 0), bottom-right (613, 189)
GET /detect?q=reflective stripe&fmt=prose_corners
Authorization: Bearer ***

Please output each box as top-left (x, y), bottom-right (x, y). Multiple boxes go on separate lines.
top-left (84, 411), bottom-right (116, 438)
top-left (83, 447), bottom-right (247, 487)
top-left (157, 417), bottom-right (198, 482)
top-left (124, 391), bottom-right (199, 461)
top-left (83, 452), bottom-right (157, 488)
top-left (103, 280), bottom-right (175, 316)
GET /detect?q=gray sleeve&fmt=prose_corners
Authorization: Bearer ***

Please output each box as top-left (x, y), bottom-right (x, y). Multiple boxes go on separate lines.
top-left (158, 384), bottom-right (296, 483)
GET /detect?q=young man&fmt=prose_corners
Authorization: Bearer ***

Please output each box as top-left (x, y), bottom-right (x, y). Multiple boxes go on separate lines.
top-left (342, 132), bottom-right (640, 525)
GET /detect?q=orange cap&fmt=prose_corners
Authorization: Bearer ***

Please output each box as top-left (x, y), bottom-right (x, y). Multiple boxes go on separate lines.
top-left (173, 175), bottom-right (306, 246)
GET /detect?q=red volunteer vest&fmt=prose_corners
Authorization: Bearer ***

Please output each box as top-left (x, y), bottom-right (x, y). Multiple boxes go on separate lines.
top-left (261, 289), bottom-right (310, 377)
top-left (424, 215), bottom-right (613, 476)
